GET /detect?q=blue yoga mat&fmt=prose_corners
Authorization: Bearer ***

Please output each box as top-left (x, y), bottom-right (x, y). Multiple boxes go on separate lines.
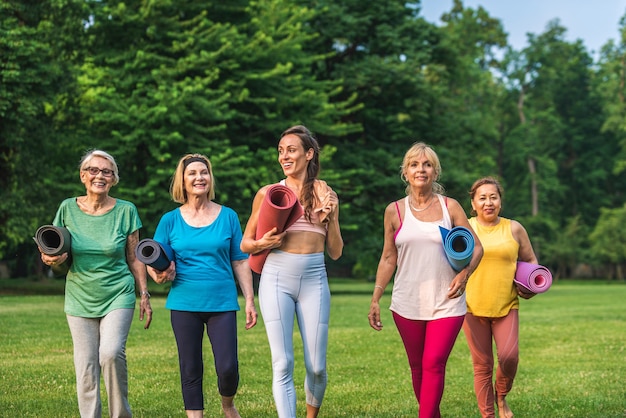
top-left (439, 226), bottom-right (474, 271)
top-left (136, 239), bottom-right (174, 271)
top-left (34, 225), bottom-right (72, 256)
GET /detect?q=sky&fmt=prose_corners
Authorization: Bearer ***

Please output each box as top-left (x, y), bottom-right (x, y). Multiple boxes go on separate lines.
top-left (420, 0), bottom-right (626, 56)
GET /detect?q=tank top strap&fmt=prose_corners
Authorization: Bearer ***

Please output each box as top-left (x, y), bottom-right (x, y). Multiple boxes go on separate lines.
top-left (437, 194), bottom-right (453, 229)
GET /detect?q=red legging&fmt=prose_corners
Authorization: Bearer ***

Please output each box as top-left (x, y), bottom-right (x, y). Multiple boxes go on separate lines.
top-left (393, 312), bottom-right (465, 418)
top-left (462, 309), bottom-right (519, 418)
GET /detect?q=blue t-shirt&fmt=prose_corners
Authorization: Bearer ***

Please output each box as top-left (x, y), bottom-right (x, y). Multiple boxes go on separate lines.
top-left (154, 205), bottom-right (247, 312)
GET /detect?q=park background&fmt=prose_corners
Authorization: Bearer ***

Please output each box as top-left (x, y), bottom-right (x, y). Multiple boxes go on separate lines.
top-left (2, 1), bottom-right (626, 417)
top-left (4, 0), bottom-right (626, 280)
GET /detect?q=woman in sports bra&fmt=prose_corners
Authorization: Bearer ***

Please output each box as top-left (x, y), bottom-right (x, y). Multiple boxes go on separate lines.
top-left (241, 125), bottom-right (343, 418)
top-left (368, 142), bottom-right (483, 418)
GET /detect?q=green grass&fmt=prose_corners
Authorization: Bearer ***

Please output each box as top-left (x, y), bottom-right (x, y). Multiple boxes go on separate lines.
top-left (1, 279), bottom-right (625, 417)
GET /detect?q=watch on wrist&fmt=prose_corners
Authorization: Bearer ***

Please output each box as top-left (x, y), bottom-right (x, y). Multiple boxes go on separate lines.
top-left (140, 290), bottom-right (151, 298)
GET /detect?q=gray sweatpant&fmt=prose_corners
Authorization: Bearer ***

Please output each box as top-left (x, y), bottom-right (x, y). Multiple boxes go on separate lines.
top-left (66, 308), bottom-right (134, 418)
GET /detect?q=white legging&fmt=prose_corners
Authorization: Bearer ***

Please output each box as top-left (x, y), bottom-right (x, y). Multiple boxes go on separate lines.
top-left (259, 250), bottom-right (330, 418)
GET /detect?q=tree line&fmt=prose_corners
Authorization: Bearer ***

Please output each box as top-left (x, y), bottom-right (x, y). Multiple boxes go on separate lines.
top-left (3, 0), bottom-right (626, 279)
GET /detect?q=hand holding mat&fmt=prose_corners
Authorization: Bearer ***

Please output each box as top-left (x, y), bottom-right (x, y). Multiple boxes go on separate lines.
top-left (313, 180), bottom-right (336, 223)
top-left (514, 261), bottom-right (552, 294)
top-left (439, 226), bottom-right (475, 271)
top-left (249, 184), bottom-right (304, 274)
top-left (136, 239), bottom-right (174, 271)
top-left (33, 225), bottom-right (72, 256)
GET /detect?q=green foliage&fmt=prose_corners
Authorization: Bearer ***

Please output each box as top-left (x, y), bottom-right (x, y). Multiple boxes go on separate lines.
top-left (0, 0), bottom-right (89, 259)
top-left (589, 206), bottom-right (626, 279)
top-left (540, 215), bottom-right (588, 279)
top-left (3, 0), bottom-right (626, 279)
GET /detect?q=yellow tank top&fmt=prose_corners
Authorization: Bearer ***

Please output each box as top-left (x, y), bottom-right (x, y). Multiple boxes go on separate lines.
top-left (466, 217), bottom-right (519, 317)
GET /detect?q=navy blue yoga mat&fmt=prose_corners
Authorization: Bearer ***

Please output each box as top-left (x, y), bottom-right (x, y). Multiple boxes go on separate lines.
top-left (136, 239), bottom-right (174, 271)
top-left (34, 225), bottom-right (72, 256)
top-left (439, 226), bottom-right (474, 271)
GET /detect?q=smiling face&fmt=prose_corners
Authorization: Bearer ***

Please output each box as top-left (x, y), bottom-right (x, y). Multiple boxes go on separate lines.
top-left (277, 133), bottom-right (313, 178)
top-left (80, 156), bottom-right (115, 196)
top-left (471, 183), bottom-right (502, 223)
top-left (404, 152), bottom-right (437, 189)
top-left (183, 161), bottom-right (211, 199)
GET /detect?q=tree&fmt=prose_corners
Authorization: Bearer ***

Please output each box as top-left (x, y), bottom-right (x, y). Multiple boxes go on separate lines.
top-left (78, 0), bottom-right (360, 237)
top-left (589, 206), bottom-right (626, 280)
top-left (0, 0), bottom-right (88, 272)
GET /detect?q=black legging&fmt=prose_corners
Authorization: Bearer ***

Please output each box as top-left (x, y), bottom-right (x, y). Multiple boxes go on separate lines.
top-left (170, 310), bottom-right (239, 410)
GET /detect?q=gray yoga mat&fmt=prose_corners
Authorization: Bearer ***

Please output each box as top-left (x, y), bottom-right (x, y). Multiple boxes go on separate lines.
top-left (34, 225), bottom-right (72, 256)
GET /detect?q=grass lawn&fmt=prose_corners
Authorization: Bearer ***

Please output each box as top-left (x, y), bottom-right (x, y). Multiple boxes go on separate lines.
top-left (0, 279), bottom-right (625, 417)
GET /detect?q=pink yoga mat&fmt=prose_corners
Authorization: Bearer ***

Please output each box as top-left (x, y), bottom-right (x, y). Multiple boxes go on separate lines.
top-left (248, 184), bottom-right (303, 274)
top-left (514, 261), bottom-right (553, 294)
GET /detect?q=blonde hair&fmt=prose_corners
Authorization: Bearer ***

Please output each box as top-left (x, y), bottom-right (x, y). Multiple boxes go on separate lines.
top-left (79, 149), bottom-right (120, 186)
top-left (170, 154), bottom-right (215, 203)
top-left (400, 142), bottom-right (444, 195)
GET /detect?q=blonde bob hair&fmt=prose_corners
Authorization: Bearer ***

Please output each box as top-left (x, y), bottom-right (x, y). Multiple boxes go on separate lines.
top-left (170, 153), bottom-right (215, 203)
top-left (400, 142), bottom-right (444, 195)
top-left (78, 149), bottom-right (120, 186)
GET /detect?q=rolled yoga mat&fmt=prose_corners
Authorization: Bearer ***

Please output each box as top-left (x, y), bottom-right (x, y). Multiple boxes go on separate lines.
top-left (439, 226), bottom-right (475, 271)
top-left (135, 239), bottom-right (175, 271)
top-left (514, 261), bottom-right (553, 294)
top-left (33, 225), bottom-right (72, 256)
top-left (249, 184), bottom-right (304, 274)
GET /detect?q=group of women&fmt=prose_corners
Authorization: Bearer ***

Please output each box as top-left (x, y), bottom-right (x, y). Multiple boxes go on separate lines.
top-left (39, 126), bottom-right (538, 418)
top-left (368, 142), bottom-right (538, 418)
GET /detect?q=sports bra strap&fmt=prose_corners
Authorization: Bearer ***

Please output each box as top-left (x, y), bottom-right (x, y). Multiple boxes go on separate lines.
top-left (395, 200), bottom-right (402, 228)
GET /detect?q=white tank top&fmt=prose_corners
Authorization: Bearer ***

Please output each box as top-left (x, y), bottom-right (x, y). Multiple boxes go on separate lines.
top-left (389, 194), bottom-right (467, 320)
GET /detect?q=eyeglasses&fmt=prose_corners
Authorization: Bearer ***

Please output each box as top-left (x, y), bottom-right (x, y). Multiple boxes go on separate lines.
top-left (83, 167), bottom-right (115, 177)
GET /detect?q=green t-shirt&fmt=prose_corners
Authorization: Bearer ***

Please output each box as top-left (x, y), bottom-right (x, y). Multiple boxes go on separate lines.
top-left (54, 198), bottom-right (142, 317)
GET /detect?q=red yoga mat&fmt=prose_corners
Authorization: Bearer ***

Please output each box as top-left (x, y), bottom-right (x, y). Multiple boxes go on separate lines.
top-left (514, 261), bottom-right (553, 294)
top-left (248, 184), bottom-right (304, 274)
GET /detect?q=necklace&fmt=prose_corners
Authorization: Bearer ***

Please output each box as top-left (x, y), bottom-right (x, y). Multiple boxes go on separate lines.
top-left (410, 195), bottom-right (435, 212)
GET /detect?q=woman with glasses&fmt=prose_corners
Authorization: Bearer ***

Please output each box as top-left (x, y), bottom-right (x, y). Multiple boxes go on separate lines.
top-left (39, 149), bottom-right (152, 418)
top-left (147, 153), bottom-right (258, 418)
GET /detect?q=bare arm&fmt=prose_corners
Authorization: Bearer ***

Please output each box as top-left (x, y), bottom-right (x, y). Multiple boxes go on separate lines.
top-left (512, 220), bottom-right (538, 264)
top-left (447, 198), bottom-right (484, 298)
top-left (126, 230), bottom-right (152, 329)
top-left (231, 259), bottom-right (258, 330)
top-left (511, 219), bottom-right (539, 299)
top-left (40, 251), bottom-right (70, 275)
top-left (240, 186), bottom-right (285, 254)
top-left (324, 188), bottom-right (343, 260)
top-left (368, 202), bottom-right (400, 331)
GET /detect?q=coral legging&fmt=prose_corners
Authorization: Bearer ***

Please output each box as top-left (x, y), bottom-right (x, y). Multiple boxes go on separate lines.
top-left (393, 312), bottom-right (465, 418)
top-left (462, 309), bottom-right (519, 418)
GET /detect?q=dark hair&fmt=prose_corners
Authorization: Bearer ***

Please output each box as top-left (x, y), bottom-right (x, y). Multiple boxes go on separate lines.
top-left (280, 125), bottom-right (320, 220)
top-left (469, 176), bottom-right (503, 216)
